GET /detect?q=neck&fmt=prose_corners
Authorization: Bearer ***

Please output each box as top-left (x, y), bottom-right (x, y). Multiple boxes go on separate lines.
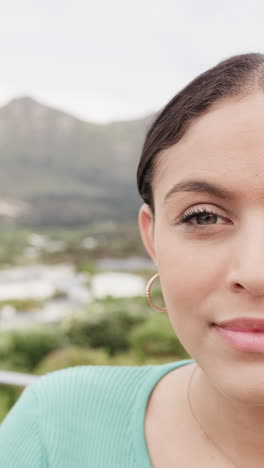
top-left (190, 364), bottom-right (264, 467)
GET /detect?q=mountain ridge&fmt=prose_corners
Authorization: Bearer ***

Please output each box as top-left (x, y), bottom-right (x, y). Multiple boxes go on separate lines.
top-left (0, 96), bottom-right (155, 226)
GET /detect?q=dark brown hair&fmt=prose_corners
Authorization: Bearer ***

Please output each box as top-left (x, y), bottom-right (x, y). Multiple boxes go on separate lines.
top-left (137, 53), bottom-right (264, 214)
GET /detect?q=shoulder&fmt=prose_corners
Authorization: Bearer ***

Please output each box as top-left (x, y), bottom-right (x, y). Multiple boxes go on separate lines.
top-left (23, 364), bottom-right (164, 451)
top-left (30, 363), bottom-right (154, 397)
top-left (27, 361), bottom-right (190, 417)
top-left (29, 359), bottom-right (194, 395)
top-left (0, 361), bottom-right (192, 467)
top-left (22, 360), bottom-right (194, 428)
top-left (26, 364), bottom-right (158, 418)
top-left (29, 360), bottom-right (192, 401)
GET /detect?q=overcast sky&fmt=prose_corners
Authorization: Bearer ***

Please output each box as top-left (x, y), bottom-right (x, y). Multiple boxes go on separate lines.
top-left (0, 0), bottom-right (263, 122)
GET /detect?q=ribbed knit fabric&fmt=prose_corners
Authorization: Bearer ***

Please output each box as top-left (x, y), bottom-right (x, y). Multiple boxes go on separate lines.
top-left (0, 359), bottom-right (193, 467)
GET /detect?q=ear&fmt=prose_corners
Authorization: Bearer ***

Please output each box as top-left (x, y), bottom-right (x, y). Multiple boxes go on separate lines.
top-left (138, 203), bottom-right (157, 265)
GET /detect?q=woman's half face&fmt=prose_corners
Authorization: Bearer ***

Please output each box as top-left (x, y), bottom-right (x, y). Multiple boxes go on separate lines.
top-left (139, 92), bottom-right (264, 403)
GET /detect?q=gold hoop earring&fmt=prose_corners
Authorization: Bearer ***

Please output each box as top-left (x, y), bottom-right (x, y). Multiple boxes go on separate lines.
top-left (146, 273), bottom-right (167, 312)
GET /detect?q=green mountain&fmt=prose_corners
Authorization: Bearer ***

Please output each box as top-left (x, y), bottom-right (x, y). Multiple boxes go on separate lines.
top-left (0, 96), bottom-right (154, 226)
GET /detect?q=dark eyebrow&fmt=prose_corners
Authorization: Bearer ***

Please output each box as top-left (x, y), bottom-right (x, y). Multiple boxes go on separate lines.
top-left (163, 179), bottom-right (234, 204)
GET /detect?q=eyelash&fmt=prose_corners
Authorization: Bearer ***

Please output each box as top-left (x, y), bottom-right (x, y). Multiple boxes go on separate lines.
top-left (177, 207), bottom-right (220, 226)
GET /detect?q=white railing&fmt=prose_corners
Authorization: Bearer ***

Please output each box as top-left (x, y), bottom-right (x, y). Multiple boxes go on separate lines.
top-left (0, 370), bottom-right (38, 387)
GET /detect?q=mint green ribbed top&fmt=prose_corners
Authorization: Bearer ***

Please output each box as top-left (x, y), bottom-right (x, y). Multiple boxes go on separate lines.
top-left (0, 359), bottom-right (193, 467)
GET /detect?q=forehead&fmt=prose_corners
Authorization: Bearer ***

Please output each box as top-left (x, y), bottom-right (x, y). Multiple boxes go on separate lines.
top-left (153, 92), bottom-right (264, 203)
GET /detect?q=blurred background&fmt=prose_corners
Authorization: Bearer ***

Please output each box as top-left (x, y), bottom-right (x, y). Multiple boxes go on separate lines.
top-left (0, 0), bottom-right (263, 419)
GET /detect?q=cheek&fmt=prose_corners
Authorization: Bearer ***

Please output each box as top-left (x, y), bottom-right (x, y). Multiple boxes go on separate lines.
top-left (156, 234), bottom-right (216, 306)
top-left (154, 230), bottom-right (226, 350)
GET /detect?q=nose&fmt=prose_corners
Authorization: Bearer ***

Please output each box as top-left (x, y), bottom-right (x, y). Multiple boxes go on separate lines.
top-left (227, 220), bottom-right (264, 297)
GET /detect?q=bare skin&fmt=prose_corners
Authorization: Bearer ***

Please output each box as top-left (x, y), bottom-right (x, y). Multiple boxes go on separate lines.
top-left (145, 363), bottom-right (234, 467)
top-left (139, 92), bottom-right (264, 467)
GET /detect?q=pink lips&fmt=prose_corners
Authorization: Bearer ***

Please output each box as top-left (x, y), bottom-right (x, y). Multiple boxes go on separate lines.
top-left (214, 318), bottom-right (264, 352)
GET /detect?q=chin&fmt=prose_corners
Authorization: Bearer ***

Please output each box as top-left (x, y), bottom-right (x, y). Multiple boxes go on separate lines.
top-left (221, 382), bottom-right (264, 406)
top-left (196, 352), bottom-right (264, 406)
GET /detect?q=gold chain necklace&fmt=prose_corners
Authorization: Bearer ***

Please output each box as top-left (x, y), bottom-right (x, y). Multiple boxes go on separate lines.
top-left (187, 364), bottom-right (247, 468)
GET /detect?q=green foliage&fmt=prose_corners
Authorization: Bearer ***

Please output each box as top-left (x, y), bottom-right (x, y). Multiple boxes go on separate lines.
top-left (106, 351), bottom-right (182, 366)
top-left (106, 351), bottom-right (143, 365)
top-left (0, 326), bottom-right (69, 371)
top-left (76, 262), bottom-right (98, 275)
top-left (0, 298), bottom-right (44, 311)
top-left (0, 385), bottom-right (22, 423)
top-left (128, 314), bottom-right (190, 360)
top-left (0, 227), bottom-right (29, 265)
top-left (51, 290), bottom-right (68, 300)
top-left (0, 295), bottom-right (191, 421)
top-left (34, 346), bottom-right (110, 375)
top-left (0, 223), bottom-right (150, 267)
top-left (62, 297), bottom-right (147, 355)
